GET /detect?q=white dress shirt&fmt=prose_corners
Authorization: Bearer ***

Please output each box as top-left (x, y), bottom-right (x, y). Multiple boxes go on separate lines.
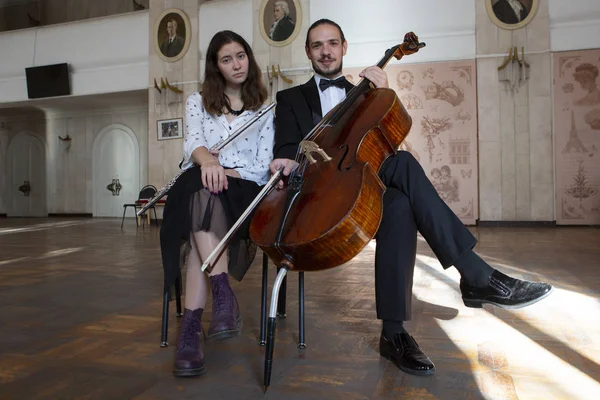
top-left (507, 0), bottom-right (524, 21)
top-left (181, 92), bottom-right (275, 185)
top-left (313, 73), bottom-right (347, 116)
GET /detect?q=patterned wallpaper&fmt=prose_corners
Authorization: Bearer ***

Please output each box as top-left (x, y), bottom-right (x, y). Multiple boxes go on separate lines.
top-left (343, 60), bottom-right (479, 224)
top-left (554, 49), bottom-right (600, 225)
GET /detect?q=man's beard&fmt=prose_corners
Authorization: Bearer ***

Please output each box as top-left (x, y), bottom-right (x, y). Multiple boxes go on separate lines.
top-left (311, 59), bottom-right (343, 79)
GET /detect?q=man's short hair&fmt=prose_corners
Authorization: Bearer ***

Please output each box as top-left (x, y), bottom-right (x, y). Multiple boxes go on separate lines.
top-left (305, 18), bottom-right (346, 47)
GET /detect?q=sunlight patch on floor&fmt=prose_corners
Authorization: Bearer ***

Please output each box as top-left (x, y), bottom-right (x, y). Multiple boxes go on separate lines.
top-left (38, 247), bottom-right (85, 259)
top-left (0, 220), bottom-right (91, 236)
top-left (0, 257), bottom-right (31, 266)
top-left (414, 253), bottom-right (600, 399)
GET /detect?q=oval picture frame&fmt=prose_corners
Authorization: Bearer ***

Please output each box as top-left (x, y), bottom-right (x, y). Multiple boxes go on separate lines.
top-left (259, 0), bottom-right (302, 47)
top-left (486, 0), bottom-right (539, 30)
top-left (155, 8), bottom-right (191, 62)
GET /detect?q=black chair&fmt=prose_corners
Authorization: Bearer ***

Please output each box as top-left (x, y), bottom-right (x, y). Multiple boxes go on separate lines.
top-left (160, 252), bottom-right (306, 349)
top-left (121, 185), bottom-right (159, 228)
top-left (161, 270), bottom-right (183, 347)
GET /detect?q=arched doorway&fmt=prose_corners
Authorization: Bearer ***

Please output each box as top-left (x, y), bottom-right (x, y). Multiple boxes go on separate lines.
top-left (6, 131), bottom-right (47, 217)
top-left (92, 124), bottom-right (140, 217)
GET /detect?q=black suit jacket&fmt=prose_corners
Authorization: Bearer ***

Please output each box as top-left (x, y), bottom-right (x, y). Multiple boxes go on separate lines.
top-left (271, 16), bottom-right (295, 42)
top-left (274, 77), bottom-right (354, 159)
top-left (492, 0), bottom-right (527, 24)
top-left (160, 35), bottom-right (185, 57)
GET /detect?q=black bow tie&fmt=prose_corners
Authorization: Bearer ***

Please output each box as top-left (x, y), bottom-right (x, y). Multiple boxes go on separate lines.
top-left (319, 76), bottom-right (347, 92)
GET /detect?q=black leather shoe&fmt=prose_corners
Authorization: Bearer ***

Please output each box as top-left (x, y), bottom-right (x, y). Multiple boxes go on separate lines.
top-left (460, 270), bottom-right (553, 309)
top-left (379, 332), bottom-right (435, 376)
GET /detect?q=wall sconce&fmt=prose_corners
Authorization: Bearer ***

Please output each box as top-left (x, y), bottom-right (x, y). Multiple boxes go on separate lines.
top-left (497, 46), bottom-right (530, 92)
top-left (106, 178), bottom-right (122, 196)
top-left (58, 117), bottom-right (72, 151)
top-left (154, 77), bottom-right (183, 107)
top-left (132, 0), bottom-right (146, 10)
top-left (18, 180), bottom-right (31, 197)
top-left (58, 133), bottom-right (72, 151)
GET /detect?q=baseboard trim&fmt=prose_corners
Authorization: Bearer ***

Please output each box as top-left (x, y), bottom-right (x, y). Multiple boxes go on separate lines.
top-left (0, 213), bottom-right (6, 218)
top-left (47, 213), bottom-right (93, 218)
top-left (478, 220), bottom-right (556, 227)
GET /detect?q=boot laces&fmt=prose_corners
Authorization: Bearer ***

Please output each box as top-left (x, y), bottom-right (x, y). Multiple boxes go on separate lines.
top-left (178, 317), bottom-right (199, 351)
top-left (213, 283), bottom-right (230, 316)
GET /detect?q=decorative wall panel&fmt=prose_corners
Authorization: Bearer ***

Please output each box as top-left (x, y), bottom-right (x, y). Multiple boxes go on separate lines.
top-left (344, 59), bottom-right (479, 224)
top-left (554, 49), bottom-right (600, 224)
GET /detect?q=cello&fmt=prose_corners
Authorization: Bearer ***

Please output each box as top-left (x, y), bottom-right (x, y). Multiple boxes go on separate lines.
top-left (248, 32), bottom-right (425, 389)
top-left (250, 32), bottom-right (424, 273)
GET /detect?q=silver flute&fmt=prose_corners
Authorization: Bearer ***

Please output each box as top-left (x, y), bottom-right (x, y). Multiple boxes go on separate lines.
top-left (137, 102), bottom-right (276, 216)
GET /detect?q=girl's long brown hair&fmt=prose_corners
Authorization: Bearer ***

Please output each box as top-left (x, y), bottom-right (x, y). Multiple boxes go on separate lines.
top-left (202, 30), bottom-right (268, 115)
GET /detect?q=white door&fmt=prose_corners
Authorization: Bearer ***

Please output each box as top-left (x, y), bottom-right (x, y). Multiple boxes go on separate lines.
top-left (93, 125), bottom-right (139, 217)
top-left (6, 132), bottom-right (47, 217)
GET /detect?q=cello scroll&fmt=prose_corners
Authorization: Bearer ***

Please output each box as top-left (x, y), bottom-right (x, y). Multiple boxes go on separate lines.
top-left (394, 32), bottom-right (426, 59)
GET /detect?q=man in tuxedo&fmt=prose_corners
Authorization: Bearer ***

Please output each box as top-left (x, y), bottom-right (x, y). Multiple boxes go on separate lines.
top-left (269, 19), bottom-right (553, 376)
top-left (160, 18), bottom-right (185, 58)
top-left (492, 0), bottom-right (528, 24)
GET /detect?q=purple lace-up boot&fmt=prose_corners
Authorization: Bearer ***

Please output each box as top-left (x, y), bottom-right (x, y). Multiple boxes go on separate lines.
top-left (173, 308), bottom-right (206, 377)
top-left (207, 273), bottom-right (242, 341)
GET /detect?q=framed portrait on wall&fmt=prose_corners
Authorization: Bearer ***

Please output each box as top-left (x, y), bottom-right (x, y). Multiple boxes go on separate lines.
top-left (486, 0), bottom-right (539, 30)
top-left (259, 0), bottom-right (302, 47)
top-left (155, 8), bottom-right (191, 62)
top-left (157, 118), bottom-right (183, 141)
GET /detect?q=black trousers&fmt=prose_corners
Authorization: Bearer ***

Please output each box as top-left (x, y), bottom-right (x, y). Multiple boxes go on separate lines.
top-left (374, 151), bottom-right (477, 321)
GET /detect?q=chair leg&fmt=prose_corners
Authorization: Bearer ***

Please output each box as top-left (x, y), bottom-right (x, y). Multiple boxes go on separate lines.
top-left (152, 206), bottom-right (159, 227)
top-left (259, 252), bottom-right (268, 346)
top-left (160, 290), bottom-right (169, 347)
top-left (175, 272), bottom-right (183, 317)
top-left (264, 268), bottom-right (287, 390)
top-left (298, 271), bottom-right (306, 349)
top-left (276, 268), bottom-right (287, 318)
top-left (121, 206), bottom-right (128, 228)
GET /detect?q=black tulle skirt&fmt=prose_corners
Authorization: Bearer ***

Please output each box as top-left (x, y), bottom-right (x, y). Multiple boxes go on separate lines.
top-left (160, 165), bottom-right (262, 291)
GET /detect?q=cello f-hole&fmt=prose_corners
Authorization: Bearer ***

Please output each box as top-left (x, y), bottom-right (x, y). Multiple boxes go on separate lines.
top-left (337, 145), bottom-right (353, 171)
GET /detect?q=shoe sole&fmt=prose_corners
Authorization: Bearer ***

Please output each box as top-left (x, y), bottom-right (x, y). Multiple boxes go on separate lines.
top-left (206, 316), bottom-right (243, 342)
top-left (379, 350), bottom-right (436, 376)
top-left (463, 286), bottom-right (554, 309)
top-left (173, 365), bottom-right (207, 377)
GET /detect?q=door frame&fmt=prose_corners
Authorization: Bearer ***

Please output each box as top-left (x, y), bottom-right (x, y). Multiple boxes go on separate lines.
top-left (6, 131), bottom-right (48, 217)
top-left (92, 124), bottom-right (140, 217)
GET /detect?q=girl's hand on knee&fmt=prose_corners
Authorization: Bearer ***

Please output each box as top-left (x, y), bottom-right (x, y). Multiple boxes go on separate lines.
top-left (201, 162), bottom-right (228, 194)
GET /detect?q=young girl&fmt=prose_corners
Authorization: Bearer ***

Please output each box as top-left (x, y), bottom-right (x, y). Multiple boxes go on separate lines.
top-left (159, 30), bottom-right (273, 377)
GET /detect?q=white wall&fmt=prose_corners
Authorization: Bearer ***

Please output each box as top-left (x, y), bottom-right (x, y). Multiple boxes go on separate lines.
top-left (199, 0), bottom-right (253, 59)
top-left (0, 122), bottom-right (9, 213)
top-left (2, 1), bottom-right (599, 107)
top-left (0, 11), bottom-right (149, 104)
top-left (310, 0), bottom-right (476, 66)
top-left (549, 0), bottom-right (600, 51)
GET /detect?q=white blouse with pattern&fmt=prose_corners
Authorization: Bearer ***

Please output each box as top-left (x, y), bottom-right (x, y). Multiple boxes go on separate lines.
top-left (181, 92), bottom-right (275, 186)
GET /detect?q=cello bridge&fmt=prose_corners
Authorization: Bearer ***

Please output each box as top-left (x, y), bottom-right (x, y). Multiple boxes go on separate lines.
top-left (299, 140), bottom-right (332, 164)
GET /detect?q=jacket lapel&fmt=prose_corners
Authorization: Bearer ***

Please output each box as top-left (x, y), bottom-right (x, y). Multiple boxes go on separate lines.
top-left (300, 77), bottom-right (323, 126)
top-left (343, 79), bottom-right (355, 94)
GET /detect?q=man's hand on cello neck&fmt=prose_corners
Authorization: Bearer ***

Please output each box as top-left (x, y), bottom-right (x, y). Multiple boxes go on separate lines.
top-left (359, 66), bottom-right (389, 89)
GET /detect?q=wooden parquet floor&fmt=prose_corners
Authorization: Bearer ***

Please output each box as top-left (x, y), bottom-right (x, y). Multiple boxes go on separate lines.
top-left (0, 218), bottom-right (598, 400)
